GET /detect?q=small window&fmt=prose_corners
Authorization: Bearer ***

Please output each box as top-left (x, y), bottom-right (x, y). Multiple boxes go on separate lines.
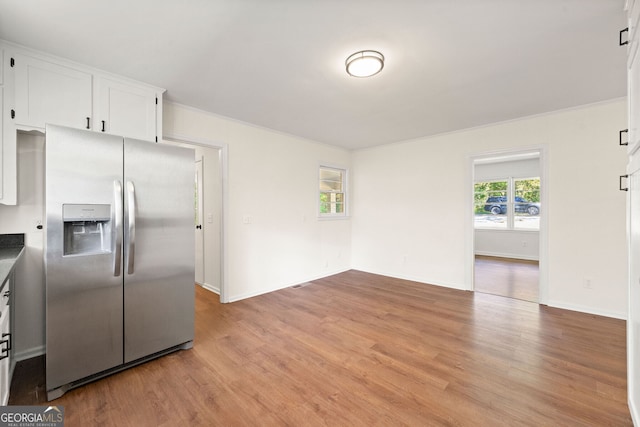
top-left (514, 178), bottom-right (540, 230)
top-left (474, 177), bottom-right (540, 230)
top-left (474, 180), bottom-right (508, 228)
top-left (319, 166), bottom-right (346, 217)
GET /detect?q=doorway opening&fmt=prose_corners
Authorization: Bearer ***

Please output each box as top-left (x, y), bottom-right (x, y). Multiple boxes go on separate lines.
top-left (163, 135), bottom-right (228, 303)
top-left (470, 149), bottom-right (546, 303)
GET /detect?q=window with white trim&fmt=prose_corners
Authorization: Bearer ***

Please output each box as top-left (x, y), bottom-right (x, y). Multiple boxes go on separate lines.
top-left (474, 177), bottom-right (540, 230)
top-left (319, 166), bottom-right (346, 217)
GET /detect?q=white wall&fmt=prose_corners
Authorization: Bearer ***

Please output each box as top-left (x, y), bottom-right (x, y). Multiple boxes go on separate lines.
top-left (199, 145), bottom-right (222, 293)
top-left (3, 99), bottom-right (629, 359)
top-left (163, 103), bottom-right (352, 302)
top-left (0, 133), bottom-right (45, 360)
top-left (352, 99), bottom-right (628, 318)
top-left (475, 229), bottom-right (539, 260)
top-left (474, 158), bottom-right (540, 180)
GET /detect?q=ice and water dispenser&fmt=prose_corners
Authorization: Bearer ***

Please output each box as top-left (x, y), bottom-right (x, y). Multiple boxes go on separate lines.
top-left (62, 204), bottom-right (112, 256)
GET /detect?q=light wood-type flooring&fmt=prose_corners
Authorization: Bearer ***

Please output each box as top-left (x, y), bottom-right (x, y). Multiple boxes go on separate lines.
top-left (10, 270), bottom-right (631, 426)
top-left (475, 255), bottom-right (539, 302)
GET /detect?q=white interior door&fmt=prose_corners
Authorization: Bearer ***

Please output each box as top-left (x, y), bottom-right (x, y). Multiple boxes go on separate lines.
top-left (195, 158), bottom-right (204, 285)
top-left (163, 139), bottom-right (224, 298)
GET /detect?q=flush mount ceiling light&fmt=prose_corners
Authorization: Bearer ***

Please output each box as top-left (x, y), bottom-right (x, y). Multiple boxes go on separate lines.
top-left (345, 50), bottom-right (384, 78)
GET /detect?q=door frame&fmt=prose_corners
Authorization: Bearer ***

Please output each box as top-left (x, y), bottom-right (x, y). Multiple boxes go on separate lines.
top-left (195, 156), bottom-right (205, 285)
top-left (466, 145), bottom-right (548, 304)
top-left (163, 132), bottom-right (229, 303)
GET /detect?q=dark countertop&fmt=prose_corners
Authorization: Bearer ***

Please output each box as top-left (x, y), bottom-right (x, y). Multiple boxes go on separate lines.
top-left (0, 234), bottom-right (25, 287)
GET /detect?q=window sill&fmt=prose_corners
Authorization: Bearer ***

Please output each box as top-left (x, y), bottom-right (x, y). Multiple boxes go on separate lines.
top-left (318, 215), bottom-right (350, 221)
top-left (475, 227), bottom-right (539, 233)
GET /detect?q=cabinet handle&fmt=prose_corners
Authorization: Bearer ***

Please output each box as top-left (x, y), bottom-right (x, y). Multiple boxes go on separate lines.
top-left (2, 333), bottom-right (11, 352)
top-left (86, 117), bottom-right (90, 129)
top-left (101, 120), bottom-right (106, 132)
top-left (0, 334), bottom-right (11, 360)
top-left (621, 28), bottom-right (629, 46)
top-left (620, 129), bottom-right (629, 146)
top-left (621, 174), bottom-right (629, 191)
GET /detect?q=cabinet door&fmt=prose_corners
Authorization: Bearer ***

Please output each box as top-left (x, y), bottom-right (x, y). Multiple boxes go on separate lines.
top-left (14, 54), bottom-right (92, 130)
top-left (0, 304), bottom-right (9, 406)
top-left (96, 77), bottom-right (157, 142)
top-left (629, 0), bottom-right (640, 154)
top-left (628, 152), bottom-right (640, 421)
top-left (0, 86), bottom-right (3, 202)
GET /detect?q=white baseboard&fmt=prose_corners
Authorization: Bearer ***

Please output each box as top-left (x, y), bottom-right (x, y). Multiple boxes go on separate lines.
top-left (546, 300), bottom-right (627, 320)
top-left (474, 251), bottom-right (539, 261)
top-left (228, 268), bottom-right (351, 302)
top-left (630, 397), bottom-right (639, 427)
top-left (14, 345), bottom-right (45, 362)
top-left (198, 282), bottom-right (220, 294)
top-left (351, 267), bottom-right (468, 292)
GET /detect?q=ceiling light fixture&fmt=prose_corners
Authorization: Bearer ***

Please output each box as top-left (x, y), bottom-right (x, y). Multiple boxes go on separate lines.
top-left (345, 50), bottom-right (384, 78)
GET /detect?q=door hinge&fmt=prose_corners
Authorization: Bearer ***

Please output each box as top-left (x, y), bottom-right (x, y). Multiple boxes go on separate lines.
top-left (621, 28), bottom-right (630, 46)
top-left (10, 109), bottom-right (15, 119)
top-left (155, 136), bottom-right (158, 143)
top-left (621, 174), bottom-right (630, 191)
top-left (155, 97), bottom-right (158, 105)
top-left (9, 57), bottom-right (14, 67)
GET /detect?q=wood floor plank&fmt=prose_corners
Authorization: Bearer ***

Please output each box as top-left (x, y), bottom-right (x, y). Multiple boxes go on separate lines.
top-left (9, 270), bottom-right (632, 426)
top-left (475, 255), bottom-right (539, 302)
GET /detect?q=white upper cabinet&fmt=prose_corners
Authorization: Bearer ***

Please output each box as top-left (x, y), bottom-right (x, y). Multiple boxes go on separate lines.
top-left (0, 41), bottom-right (165, 205)
top-left (13, 53), bottom-right (92, 131)
top-left (0, 86), bottom-right (3, 201)
top-left (628, 0), bottom-right (640, 154)
top-left (96, 77), bottom-right (157, 142)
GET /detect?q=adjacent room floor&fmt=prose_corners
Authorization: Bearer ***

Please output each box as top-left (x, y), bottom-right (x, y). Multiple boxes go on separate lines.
top-left (10, 270), bottom-right (630, 426)
top-left (474, 255), bottom-right (539, 302)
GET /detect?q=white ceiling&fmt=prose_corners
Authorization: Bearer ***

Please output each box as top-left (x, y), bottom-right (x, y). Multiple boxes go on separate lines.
top-left (0, 0), bottom-right (627, 150)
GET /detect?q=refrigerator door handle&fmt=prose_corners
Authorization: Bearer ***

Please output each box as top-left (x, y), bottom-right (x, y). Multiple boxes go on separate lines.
top-left (113, 180), bottom-right (123, 277)
top-left (126, 181), bottom-right (136, 275)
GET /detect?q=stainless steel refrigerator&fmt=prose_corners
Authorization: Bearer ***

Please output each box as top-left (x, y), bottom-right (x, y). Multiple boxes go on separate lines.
top-left (44, 124), bottom-right (195, 400)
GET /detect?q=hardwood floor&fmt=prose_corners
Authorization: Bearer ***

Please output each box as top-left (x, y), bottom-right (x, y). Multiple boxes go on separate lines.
top-left (11, 270), bottom-right (631, 426)
top-left (475, 255), bottom-right (539, 302)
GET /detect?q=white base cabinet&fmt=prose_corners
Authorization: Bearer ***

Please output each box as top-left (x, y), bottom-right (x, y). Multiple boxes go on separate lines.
top-left (0, 305), bottom-right (9, 406)
top-left (0, 273), bottom-right (11, 406)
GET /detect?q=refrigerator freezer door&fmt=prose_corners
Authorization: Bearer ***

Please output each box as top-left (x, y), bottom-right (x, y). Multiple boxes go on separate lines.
top-left (45, 124), bottom-right (124, 392)
top-left (123, 138), bottom-right (195, 363)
